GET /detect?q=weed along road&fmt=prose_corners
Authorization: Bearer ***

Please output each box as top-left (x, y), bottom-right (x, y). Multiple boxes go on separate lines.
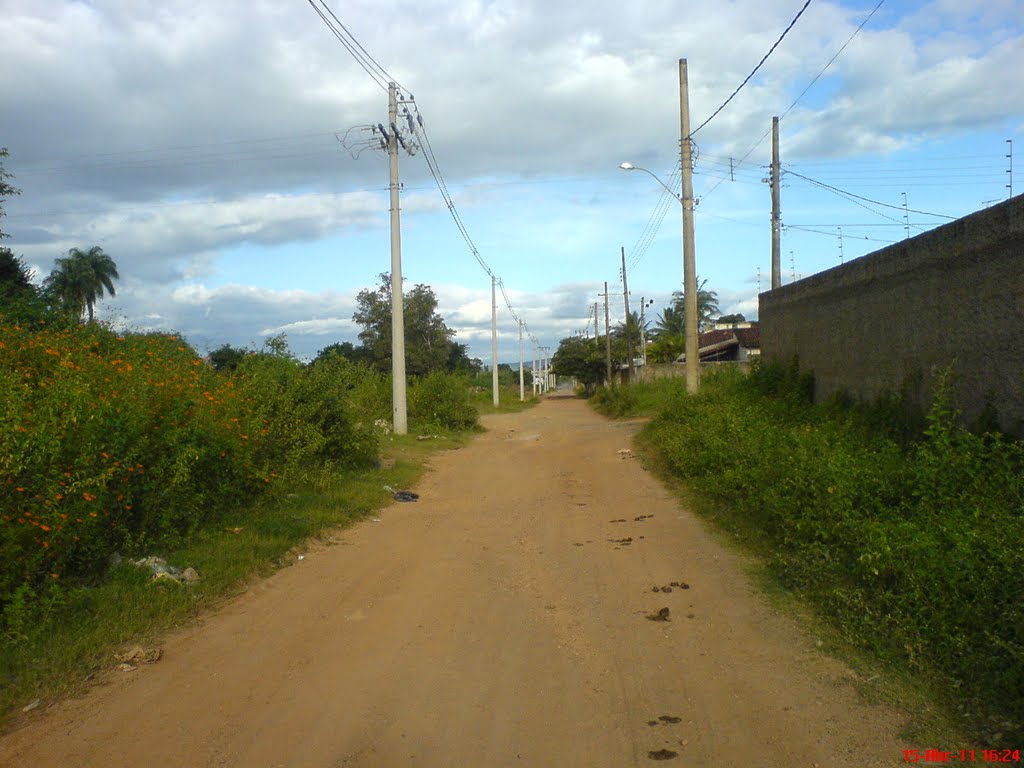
top-left (0, 394), bottom-right (908, 767)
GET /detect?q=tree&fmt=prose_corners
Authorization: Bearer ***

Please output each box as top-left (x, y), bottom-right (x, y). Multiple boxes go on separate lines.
top-left (208, 343), bottom-right (250, 372)
top-left (44, 246), bottom-right (120, 322)
top-left (551, 335), bottom-right (606, 394)
top-left (352, 272), bottom-right (469, 377)
top-left (716, 313), bottom-right (746, 326)
top-left (312, 341), bottom-right (374, 368)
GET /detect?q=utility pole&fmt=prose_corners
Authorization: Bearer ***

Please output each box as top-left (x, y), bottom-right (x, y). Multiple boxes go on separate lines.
top-left (621, 246), bottom-right (634, 383)
top-left (603, 281), bottom-right (612, 386)
top-left (518, 318), bottom-right (524, 402)
top-left (771, 116), bottom-right (781, 290)
top-left (679, 59), bottom-right (699, 394)
top-left (593, 302), bottom-right (600, 349)
top-left (837, 226), bottom-right (844, 264)
top-left (387, 81), bottom-right (408, 435)
top-left (1008, 139), bottom-right (1014, 199)
top-left (902, 192), bottom-right (910, 239)
top-left (491, 275), bottom-right (499, 407)
top-left (639, 297), bottom-right (654, 366)
top-left (531, 338), bottom-right (538, 396)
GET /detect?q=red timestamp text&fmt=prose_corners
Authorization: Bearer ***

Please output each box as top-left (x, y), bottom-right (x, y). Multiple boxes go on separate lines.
top-left (904, 749), bottom-right (1022, 763)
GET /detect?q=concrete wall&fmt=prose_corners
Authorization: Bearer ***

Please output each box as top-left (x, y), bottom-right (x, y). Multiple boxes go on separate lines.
top-left (635, 361), bottom-right (751, 384)
top-left (759, 195), bottom-right (1024, 433)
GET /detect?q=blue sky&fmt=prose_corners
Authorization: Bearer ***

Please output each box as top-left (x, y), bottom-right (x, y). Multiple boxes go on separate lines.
top-left (2, 0), bottom-right (1022, 363)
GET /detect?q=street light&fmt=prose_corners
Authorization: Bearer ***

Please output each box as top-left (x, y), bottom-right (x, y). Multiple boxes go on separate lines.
top-left (620, 161), bottom-right (699, 392)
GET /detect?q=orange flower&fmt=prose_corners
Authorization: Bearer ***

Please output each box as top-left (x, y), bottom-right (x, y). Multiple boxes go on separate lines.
top-left (83, 492), bottom-right (96, 502)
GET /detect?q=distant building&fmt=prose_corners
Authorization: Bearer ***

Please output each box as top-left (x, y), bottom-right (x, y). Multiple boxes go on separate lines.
top-left (676, 326), bottom-right (761, 363)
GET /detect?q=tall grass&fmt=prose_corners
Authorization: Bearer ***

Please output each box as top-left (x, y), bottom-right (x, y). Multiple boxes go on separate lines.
top-left (608, 364), bottom-right (1024, 743)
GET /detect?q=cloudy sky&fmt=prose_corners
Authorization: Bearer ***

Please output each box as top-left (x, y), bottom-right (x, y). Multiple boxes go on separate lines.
top-left (2, 0), bottom-right (1022, 362)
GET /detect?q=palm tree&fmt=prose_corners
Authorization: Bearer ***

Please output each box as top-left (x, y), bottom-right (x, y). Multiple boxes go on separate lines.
top-left (45, 246), bottom-right (119, 322)
top-left (653, 278), bottom-right (721, 338)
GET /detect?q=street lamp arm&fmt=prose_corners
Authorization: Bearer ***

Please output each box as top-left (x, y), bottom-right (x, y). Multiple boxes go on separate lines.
top-left (619, 162), bottom-right (680, 202)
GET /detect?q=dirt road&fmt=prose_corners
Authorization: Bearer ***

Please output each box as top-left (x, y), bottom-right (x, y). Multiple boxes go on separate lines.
top-left (0, 395), bottom-right (907, 766)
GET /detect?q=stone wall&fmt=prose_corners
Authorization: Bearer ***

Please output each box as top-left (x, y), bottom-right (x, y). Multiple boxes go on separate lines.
top-left (759, 195), bottom-right (1024, 433)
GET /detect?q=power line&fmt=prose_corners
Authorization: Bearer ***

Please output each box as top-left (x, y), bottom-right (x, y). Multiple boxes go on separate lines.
top-left (306, 1), bottom-right (535, 338)
top-left (779, 0), bottom-right (885, 121)
top-left (786, 170), bottom-right (957, 219)
top-left (305, 0), bottom-right (390, 92)
top-left (697, 0), bottom-right (882, 203)
top-left (691, 0), bottom-right (813, 138)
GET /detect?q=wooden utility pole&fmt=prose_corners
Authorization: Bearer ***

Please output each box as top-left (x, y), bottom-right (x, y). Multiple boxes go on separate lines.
top-left (621, 246), bottom-right (634, 383)
top-left (603, 281), bottom-right (612, 385)
top-left (771, 116), bottom-right (781, 290)
top-left (679, 59), bottom-right (699, 393)
top-left (387, 81), bottom-right (408, 433)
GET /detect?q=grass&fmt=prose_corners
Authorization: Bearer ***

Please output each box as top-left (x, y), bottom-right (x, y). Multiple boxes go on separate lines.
top-left (472, 383), bottom-right (540, 415)
top-left (633, 428), bottom-right (971, 749)
top-left (608, 363), bottom-right (1023, 748)
top-left (0, 431), bottom-right (464, 725)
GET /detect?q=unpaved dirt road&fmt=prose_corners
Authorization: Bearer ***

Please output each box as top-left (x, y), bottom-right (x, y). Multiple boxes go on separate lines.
top-left (1, 395), bottom-right (908, 766)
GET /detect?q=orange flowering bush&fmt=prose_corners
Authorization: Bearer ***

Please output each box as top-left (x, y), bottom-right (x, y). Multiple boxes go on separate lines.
top-left (0, 320), bottom-right (378, 625)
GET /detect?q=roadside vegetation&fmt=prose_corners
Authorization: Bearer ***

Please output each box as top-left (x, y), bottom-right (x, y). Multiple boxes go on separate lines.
top-left (592, 363), bottom-right (1024, 747)
top-left (0, 158), bottom-right (516, 722)
top-left (0, 311), bottom-right (494, 719)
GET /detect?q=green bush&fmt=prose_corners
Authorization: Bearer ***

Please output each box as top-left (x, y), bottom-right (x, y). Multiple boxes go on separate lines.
top-left (0, 321), bottom-right (381, 632)
top-left (408, 372), bottom-right (479, 431)
top-left (636, 361), bottom-right (1024, 741)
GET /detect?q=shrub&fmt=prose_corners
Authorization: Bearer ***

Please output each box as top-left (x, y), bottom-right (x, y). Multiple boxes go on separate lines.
top-left (637, 360), bottom-right (1024, 741)
top-left (408, 372), bottom-right (479, 431)
top-left (0, 321), bottom-right (380, 631)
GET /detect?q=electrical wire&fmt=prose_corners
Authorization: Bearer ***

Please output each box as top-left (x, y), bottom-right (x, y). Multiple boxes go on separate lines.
top-left (779, 0), bottom-right (885, 121)
top-left (305, 1), bottom-right (389, 92)
top-left (697, 0), bottom-right (882, 203)
top-left (305, 0), bottom-right (536, 339)
top-left (787, 170), bottom-right (957, 219)
top-left (690, 0), bottom-right (813, 138)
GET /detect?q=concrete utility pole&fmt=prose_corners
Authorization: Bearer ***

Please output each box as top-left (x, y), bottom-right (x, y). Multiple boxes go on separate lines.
top-left (518, 318), bottom-right (525, 402)
top-left (491, 275), bottom-right (499, 407)
top-left (593, 303), bottom-right (600, 349)
top-left (771, 115), bottom-right (781, 290)
top-left (532, 338), bottom-right (538, 396)
top-left (679, 59), bottom-right (699, 394)
top-left (603, 281), bottom-right (612, 385)
top-left (621, 246), bottom-right (634, 383)
top-left (639, 296), bottom-right (654, 365)
top-left (387, 81), bottom-right (408, 434)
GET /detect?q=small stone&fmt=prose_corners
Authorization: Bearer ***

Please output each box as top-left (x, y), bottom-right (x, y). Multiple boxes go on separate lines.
top-left (22, 699), bottom-right (40, 713)
top-left (181, 567), bottom-right (200, 585)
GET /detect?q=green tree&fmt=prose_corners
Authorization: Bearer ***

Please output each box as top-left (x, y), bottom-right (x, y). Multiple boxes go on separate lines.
top-left (716, 313), bottom-right (746, 326)
top-left (551, 335), bottom-right (606, 394)
top-left (352, 273), bottom-right (469, 377)
top-left (208, 343), bottom-right (250, 372)
top-left (44, 246), bottom-right (120, 322)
